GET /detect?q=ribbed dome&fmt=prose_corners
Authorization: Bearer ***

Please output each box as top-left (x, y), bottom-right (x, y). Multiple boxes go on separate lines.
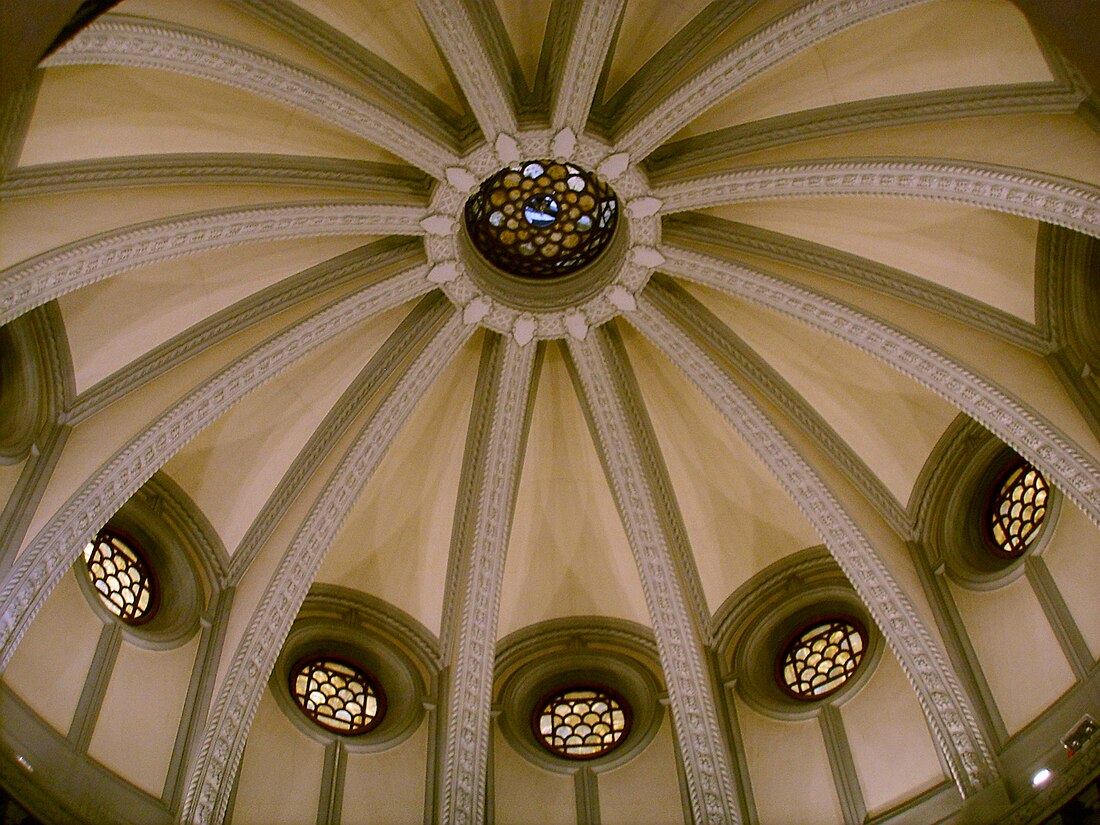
top-left (1, 2), bottom-right (1099, 824)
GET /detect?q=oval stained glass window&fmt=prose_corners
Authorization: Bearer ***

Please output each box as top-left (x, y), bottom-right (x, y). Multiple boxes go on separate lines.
top-left (778, 617), bottom-right (866, 700)
top-left (534, 686), bottom-right (630, 759)
top-left (291, 657), bottom-right (383, 735)
top-left (985, 461), bottom-right (1049, 557)
top-left (82, 529), bottom-right (158, 624)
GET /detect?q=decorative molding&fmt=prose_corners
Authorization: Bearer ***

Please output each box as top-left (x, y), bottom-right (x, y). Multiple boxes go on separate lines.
top-left (67, 623), bottom-right (122, 753)
top-left (0, 267), bottom-right (434, 674)
top-left (440, 334), bottom-right (537, 825)
top-left (616, 0), bottom-right (931, 159)
top-left (629, 295), bottom-right (998, 795)
top-left (0, 154), bottom-right (432, 200)
top-left (654, 159), bottom-right (1100, 240)
top-left (0, 70), bottom-right (40, 174)
top-left (69, 238), bottom-right (425, 425)
top-left (225, 294), bottom-right (450, 584)
top-left (550, 0), bottom-right (624, 134)
top-left (659, 245), bottom-right (1100, 532)
top-left (664, 213), bottom-right (1053, 354)
top-left (181, 310), bottom-right (471, 825)
top-left (646, 274), bottom-right (912, 536)
top-left (415, 0), bottom-right (518, 141)
top-left (43, 15), bottom-right (460, 177)
top-left (645, 82), bottom-right (1085, 177)
top-left (565, 328), bottom-right (741, 825)
top-left (0, 201), bottom-right (425, 327)
top-left (820, 705), bottom-right (867, 825)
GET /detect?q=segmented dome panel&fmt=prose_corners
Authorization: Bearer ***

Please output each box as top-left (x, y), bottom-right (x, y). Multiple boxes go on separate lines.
top-left (291, 657), bottom-right (382, 735)
top-left (535, 686), bottom-right (629, 759)
top-left (986, 461), bottom-right (1049, 557)
top-left (778, 617), bottom-right (866, 700)
top-left (465, 160), bottom-right (618, 279)
top-left (82, 530), bottom-right (157, 624)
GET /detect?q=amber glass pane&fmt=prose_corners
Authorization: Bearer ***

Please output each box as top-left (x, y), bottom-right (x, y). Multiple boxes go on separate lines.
top-left (778, 617), bottom-right (866, 700)
top-left (465, 160), bottom-right (618, 279)
top-left (986, 462), bottom-right (1049, 557)
top-left (534, 686), bottom-right (629, 759)
top-left (291, 657), bottom-right (382, 735)
top-left (82, 530), bottom-right (157, 624)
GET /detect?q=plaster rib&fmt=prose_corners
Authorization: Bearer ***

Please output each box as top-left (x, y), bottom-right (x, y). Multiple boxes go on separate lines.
top-left (629, 293), bottom-right (997, 795)
top-left (42, 16), bottom-right (460, 177)
top-left (550, 0), bottom-right (624, 134)
top-left (658, 244), bottom-right (1100, 532)
top-left (181, 310), bottom-right (472, 825)
top-left (654, 159), bottom-right (1100, 239)
top-left (416, 0), bottom-right (518, 142)
top-left (566, 330), bottom-right (741, 825)
top-left (616, 0), bottom-right (931, 159)
top-left (0, 201), bottom-right (425, 327)
top-left (439, 335), bottom-right (537, 825)
top-left (0, 267), bottom-right (434, 673)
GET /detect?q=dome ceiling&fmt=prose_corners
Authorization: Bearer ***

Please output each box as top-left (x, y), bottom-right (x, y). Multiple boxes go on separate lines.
top-left (1, 1), bottom-right (1099, 824)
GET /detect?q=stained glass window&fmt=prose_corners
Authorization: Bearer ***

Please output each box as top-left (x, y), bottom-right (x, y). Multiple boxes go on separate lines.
top-left (291, 657), bottom-right (383, 735)
top-left (82, 529), bottom-right (157, 623)
top-left (464, 160), bottom-right (618, 279)
top-left (534, 686), bottom-right (629, 759)
top-left (778, 617), bottom-right (866, 700)
top-left (986, 461), bottom-right (1049, 557)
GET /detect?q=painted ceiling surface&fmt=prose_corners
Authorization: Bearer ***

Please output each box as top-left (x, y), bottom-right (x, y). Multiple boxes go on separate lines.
top-left (1, 1), bottom-right (1099, 824)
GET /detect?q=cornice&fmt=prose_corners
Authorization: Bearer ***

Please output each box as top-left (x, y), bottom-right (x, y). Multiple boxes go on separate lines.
top-left (0, 154), bottom-right (433, 200)
top-left (182, 311), bottom-right (472, 825)
top-left (654, 158), bottom-right (1100, 240)
top-left (440, 334), bottom-right (537, 825)
top-left (550, 0), bottom-right (623, 135)
top-left (565, 328), bottom-right (741, 825)
top-left (0, 267), bottom-right (434, 674)
top-left (629, 294), bottom-right (997, 795)
top-left (415, 0), bottom-right (518, 141)
top-left (646, 274), bottom-right (912, 536)
top-left (663, 213), bottom-right (1053, 353)
top-left (68, 238), bottom-right (425, 424)
top-left (494, 616), bottom-right (660, 677)
top-left (139, 473), bottom-right (229, 590)
top-left (644, 83), bottom-right (1085, 178)
top-left (43, 15), bottom-right (460, 177)
top-left (616, 0), bottom-right (931, 159)
top-left (659, 244), bottom-right (1100, 532)
top-left (0, 201), bottom-right (426, 327)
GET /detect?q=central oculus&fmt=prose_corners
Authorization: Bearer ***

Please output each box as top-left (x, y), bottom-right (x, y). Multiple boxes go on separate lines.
top-left (464, 160), bottom-right (619, 280)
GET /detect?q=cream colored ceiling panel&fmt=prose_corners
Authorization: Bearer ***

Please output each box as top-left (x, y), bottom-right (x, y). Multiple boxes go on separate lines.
top-left (599, 715), bottom-right (684, 825)
top-left (87, 637), bottom-right (199, 797)
top-left (841, 652), bottom-right (945, 815)
top-left (949, 575), bottom-right (1075, 735)
top-left (20, 67), bottom-right (404, 166)
top-left (493, 726), bottom-right (576, 825)
top-left (233, 690), bottom-right (326, 825)
top-left (684, 281), bottom-right (958, 507)
top-left (1, 570), bottom-right (101, 735)
top-left (58, 236), bottom-right (374, 394)
top-left (163, 303), bottom-right (411, 555)
top-left (711, 114), bottom-right (1100, 190)
top-left (291, 0), bottom-right (464, 112)
top-left (498, 343), bottom-right (650, 639)
top-left (622, 324), bottom-right (819, 613)
top-left (1037, 501), bottom-right (1100, 660)
top-left (702, 199), bottom-right (1038, 323)
top-left (677, 0), bottom-right (1053, 138)
top-left (603, 0), bottom-right (712, 98)
top-left (494, 0), bottom-right (552, 90)
top-left (735, 694), bottom-right (845, 825)
top-left (342, 722), bottom-right (428, 824)
top-left (315, 332), bottom-right (482, 635)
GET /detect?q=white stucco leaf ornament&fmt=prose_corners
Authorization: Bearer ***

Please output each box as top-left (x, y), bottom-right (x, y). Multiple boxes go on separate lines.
top-left (420, 215), bottom-right (453, 235)
top-left (631, 246), bottom-right (665, 268)
top-left (552, 128), bottom-right (577, 160)
top-left (565, 311), bottom-right (589, 340)
top-left (598, 152), bottom-right (630, 180)
top-left (427, 261), bottom-right (460, 284)
top-left (608, 286), bottom-right (637, 312)
top-left (513, 316), bottom-right (536, 346)
top-left (445, 167), bottom-right (478, 192)
top-left (495, 133), bottom-right (520, 166)
top-left (628, 197), bottom-right (662, 218)
top-left (463, 298), bottom-right (491, 325)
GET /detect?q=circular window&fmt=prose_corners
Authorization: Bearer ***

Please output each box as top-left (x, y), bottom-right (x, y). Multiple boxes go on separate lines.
top-left (776, 616), bottom-right (867, 701)
top-left (82, 529), bottom-right (159, 624)
top-left (290, 656), bottom-right (385, 736)
top-left (533, 685), bottom-right (630, 760)
top-left (464, 160), bottom-right (618, 279)
top-left (984, 461), bottom-right (1049, 558)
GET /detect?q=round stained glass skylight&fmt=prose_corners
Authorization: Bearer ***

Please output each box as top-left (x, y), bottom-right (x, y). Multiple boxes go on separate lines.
top-left (534, 685), bottom-right (630, 759)
top-left (985, 461), bottom-right (1049, 557)
top-left (291, 656), bottom-right (383, 735)
top-left (82, 529), bottom-right (157, 624)
top-left (777, 617), bottom-right (866, 700)
top-left (464, 160), bottom-right (618, 280)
